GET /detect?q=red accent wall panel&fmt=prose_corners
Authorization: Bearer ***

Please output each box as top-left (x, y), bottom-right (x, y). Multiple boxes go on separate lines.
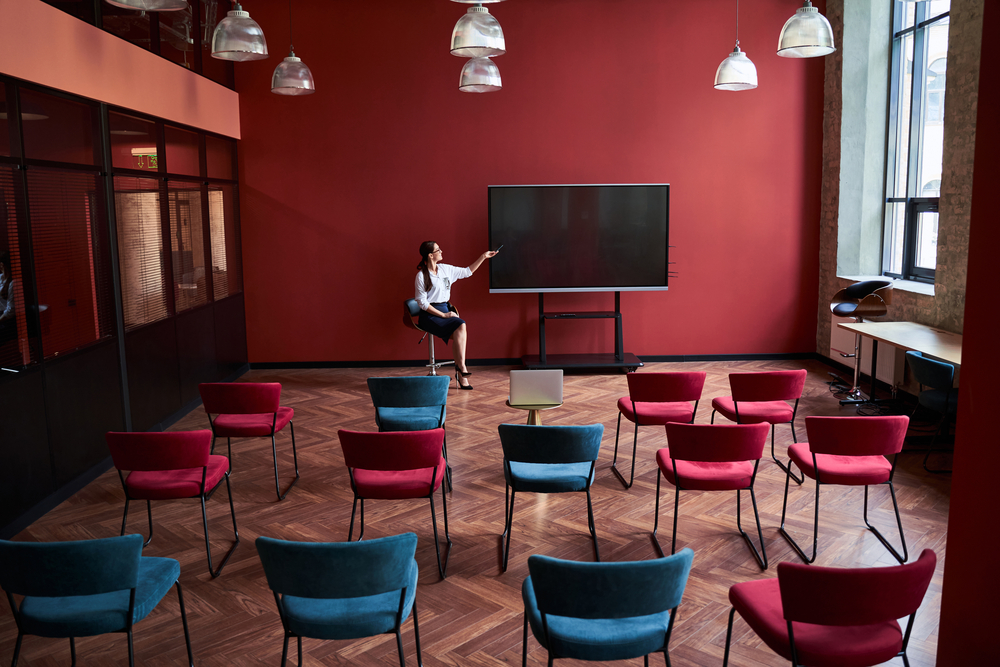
top-left (236, 0), bottom-right (824, 362)
top-left (936, 1), bottom-right (1000, 662)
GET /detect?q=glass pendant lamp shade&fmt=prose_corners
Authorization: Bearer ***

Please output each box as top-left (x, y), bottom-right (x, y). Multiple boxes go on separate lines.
top-left (212, 2), bottom-right (268, 61)
top-left (459, 57), bottom-right (501, 93)
top-left (272, 53), bottom-right (315, 95)
top-left (105, 0), bottom-right (188, 11)
top-left (451, 5), bottom-right (505, 58)
top-left (777, 0), bottom-right (836, 58)
top-left (715, 45), bottom-right (758, 90)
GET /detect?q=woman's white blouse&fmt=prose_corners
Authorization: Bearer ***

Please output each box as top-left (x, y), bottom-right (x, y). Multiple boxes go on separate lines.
top-left (415, 263), bottom-right (472, 310)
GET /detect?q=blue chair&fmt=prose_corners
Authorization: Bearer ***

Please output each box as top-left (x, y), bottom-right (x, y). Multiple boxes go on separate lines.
top-left (905, 351), bottom-right (958, 473)
top-left (368, 375), bottom-right (452, 488)
top-left (0, 534), bottom-right (194, 667)
top-left (499, 423), bottom-right (604, 572)
top-left (256, 533), bottom-right (422, 667)
top-left (522, 549), bottom-right (694, 667)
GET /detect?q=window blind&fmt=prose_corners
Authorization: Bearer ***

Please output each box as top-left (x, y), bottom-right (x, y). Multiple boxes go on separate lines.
top-left (0, 166), bottom-right (35, 368)
top-left (209, 184), bottom-right (241, 300)
top-left (114, 176), bottom-right (170, 330)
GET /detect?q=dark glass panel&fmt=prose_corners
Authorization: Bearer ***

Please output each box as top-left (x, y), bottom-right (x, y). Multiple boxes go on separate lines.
top-left (201, 0), bottom-right (236, 88)
top-left (102, 3), bottom-right (152, 51)
top-left (0, 167), bottom-right (38, 369)
top-left (0, 86), bottom-right (10, 157)
top-left (20, 90), bottom-right (97, 166)
top-left (40, 1), bottom-right (97, 25)
top-left (160, 2), bottom-right (198, 70)
top-left (114, 176), bottom-right (170, 331)
top-left (205, 134), bottom-right (234, 180)
top-left (109, 112), bottom-right (158, 172)
top-left (164, 125), bottom-right (200, 176)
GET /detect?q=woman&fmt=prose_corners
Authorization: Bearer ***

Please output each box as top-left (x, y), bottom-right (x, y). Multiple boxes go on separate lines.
top-left (414, 241), bottom-right (498, 390)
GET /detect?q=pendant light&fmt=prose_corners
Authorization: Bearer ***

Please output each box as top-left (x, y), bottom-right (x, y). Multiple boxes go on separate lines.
top-left (715, 0), bottom-right (758, 90)
top-left (272, 0), bottom-right (315, 95)
top-left (105, 0), bottom-right (188, 11)
top-left (212, 2), bottom-right (268, 61)
top-left (451, 3), bottom-right (506, 58)
top-left (459, 57), bottom-right (502, 93)
top-left (777, 0), bottom-right (836, 58)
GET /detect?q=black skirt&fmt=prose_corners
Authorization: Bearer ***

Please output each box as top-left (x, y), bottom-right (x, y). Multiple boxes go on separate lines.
top-left (417, 302), bottom-right (466, 344)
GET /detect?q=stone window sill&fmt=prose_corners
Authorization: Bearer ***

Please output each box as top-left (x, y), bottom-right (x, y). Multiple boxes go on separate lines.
top-left (838, 275), bottom-right (935, 296)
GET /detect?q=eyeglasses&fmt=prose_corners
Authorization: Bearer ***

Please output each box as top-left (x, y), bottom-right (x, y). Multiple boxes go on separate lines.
top-left (433, 247), bottom-right (443, 253)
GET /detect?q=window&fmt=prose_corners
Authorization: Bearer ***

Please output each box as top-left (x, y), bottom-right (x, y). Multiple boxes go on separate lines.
top-left (883, 0), bottom-right (950, 282)
top-left (209, 184), bottom-right (241, 300)
top-left (168, 181), bottom-right (209, 312)
top-left (114, 176), bottom-right (169, 331)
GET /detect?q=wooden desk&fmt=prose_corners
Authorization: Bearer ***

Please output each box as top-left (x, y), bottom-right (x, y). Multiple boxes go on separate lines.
top-left (505, 400), bottom-right (562, 425)
top-left (836, 321), bottom-right (962, 366)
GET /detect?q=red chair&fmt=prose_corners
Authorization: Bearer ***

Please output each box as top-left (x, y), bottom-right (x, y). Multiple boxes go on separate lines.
top-left (710, 369), bottom-right (808, 484)
top-left (611, 371), bottom-right (706, 489)
top-left (653, 422), bottom-right (770, 569)
top-left (199, 382), bottom-right (299, 501)
top-left (779, 415), bottom-right (910, 564)
top-left (106, 430), bottom-right (239, 578)
top-left (337, 429), bottom-right (451, 579)
top-left (723, 549), bottom-right (936, 667)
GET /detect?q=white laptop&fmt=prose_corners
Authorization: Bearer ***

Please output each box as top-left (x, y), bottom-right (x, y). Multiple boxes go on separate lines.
top-left (509, 369), bottom-right (564, 407)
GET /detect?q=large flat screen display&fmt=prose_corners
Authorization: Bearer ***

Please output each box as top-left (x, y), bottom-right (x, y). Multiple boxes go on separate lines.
top-left (488, 184), bottom-right (670, 293)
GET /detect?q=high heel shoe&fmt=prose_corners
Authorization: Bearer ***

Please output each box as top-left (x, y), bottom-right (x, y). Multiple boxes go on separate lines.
top-left (455, 370), bottom-right (473, 390)
top-left (459, 369), bottom-right (473, 376)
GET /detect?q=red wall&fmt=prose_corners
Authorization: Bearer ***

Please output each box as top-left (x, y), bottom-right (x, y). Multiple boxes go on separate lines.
top-left (936, 1), bottom-right (1000, 662)
top-left (236, 0), bottom-right (824, 363)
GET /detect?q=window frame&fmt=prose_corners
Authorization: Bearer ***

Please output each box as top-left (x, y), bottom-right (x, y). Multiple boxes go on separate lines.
top-left (881, 1), bottom-right (951, 284)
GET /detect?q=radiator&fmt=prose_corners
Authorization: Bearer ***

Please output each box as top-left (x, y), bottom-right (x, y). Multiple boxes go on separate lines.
top-left (830, 315), bottom-right (905, 388)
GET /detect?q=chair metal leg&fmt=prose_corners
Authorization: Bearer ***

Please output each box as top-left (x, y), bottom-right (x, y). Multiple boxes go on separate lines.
top-left (127, 629), bottom-right (135, 667)
top-left (644, 654), bottom-right (649, 667)
top-left (863, 483), bottom-right (909, 563)
top-left (922, 415), bottom-right (953, 474)
top-left (297, 637), bottom-right (302, 666)
top-left (611, 416), bottom-right (639, 489)
top-left (412, 601), bottom-right (423, 667)
top-left (735, 487), bottom-right (768, 570)
top-left (778, 468), bottom-right (820, 564)
top-left (722, 607), bottom-right (737, 667)
top-left (651, 472), bottom-right (668, 558)
top-left (272, 421), bottom-right (301, 501)
top-left (226, 437), bottom-right (233, 473)
top-left (442, 435), bottom-right (453, 493)
top-left (175, 583), bottom-right (195, 667)
top-left (395, 627), bottom-right (406, 667)
top-left (585, 487), bottom-right (601, 562)
top-left (710, 409), bottom-right (716, 424)
top-left (69, 637), bottom-right (75, 666)
top-left (770, 424), bottom-right (804, 485)
top-left (521, 613), bottom-right (529, 667)
top-left (428, 488), bottom-right (452, 579)
top-left (348, 498), bottom-right (366, 542)
top-left (10, 631), bottom-right (22, 667)
top-left (502, 488), bottom-right (516, 572)
top-left (121, 499), bottom-right (155, 548)
top-left (200, 474), bottom-right (240, 578)
top-left (280, 632), bottom-right (290, 667)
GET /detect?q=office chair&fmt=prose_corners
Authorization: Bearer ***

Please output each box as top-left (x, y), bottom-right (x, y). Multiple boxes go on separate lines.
top-left (403, 298), bottom-right (455, 376)
top-left (905, 350), bottom-right (958, 473)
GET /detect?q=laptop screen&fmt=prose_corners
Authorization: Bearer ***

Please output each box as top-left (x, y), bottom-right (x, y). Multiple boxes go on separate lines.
top-left (509, 370), bottom-right (564, 406)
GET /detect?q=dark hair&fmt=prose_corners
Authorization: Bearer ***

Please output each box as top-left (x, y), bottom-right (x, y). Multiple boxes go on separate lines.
top-left (417, 241), bottom-right (436, 292)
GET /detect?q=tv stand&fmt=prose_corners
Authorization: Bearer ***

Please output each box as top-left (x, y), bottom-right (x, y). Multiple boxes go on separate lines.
top-left (521, 292), bottom-right (644, 372)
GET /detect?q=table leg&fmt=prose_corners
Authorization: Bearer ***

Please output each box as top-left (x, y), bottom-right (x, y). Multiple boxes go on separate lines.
top-left (527, 410), bottom-right (542, 425)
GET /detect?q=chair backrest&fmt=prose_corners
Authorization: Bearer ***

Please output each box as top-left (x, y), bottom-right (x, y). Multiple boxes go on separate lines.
top-left (626, 371), bottom-right (706, 403)
top-left (527, 548), bottom-right (693, 619)
top-left (805, 415), bottom-right (909, 457)
top-left (664, 422), bottom-right (769, 463)
top-left (403, 299), bottom-right (422, 331)
top-left (338, 429), bottom-right (445, 471)
top-left (729, 369), bottom-right (807, 403)
top-left (778, 549), bottom-right (936, 626)
top-left (498, 424), bottom-right (603, 465)
top-left (107, 430), bottom-right (212, 471)
top-left (0, 534), bottom-right (143, 597)
top-left (257, 533), bottom-right (418, 600)
top-left (367, 376), bottom-right (450, 409)
top-left (199, 382), bottom-right (281, 415)
top-left (843, 279), bottom-right (893, 299)
top-left (905, 351), bottom-right (955, 390)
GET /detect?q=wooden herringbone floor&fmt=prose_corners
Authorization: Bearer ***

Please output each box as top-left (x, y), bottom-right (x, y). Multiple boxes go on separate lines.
top-left (0, 360), bottom-right (949, 666)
